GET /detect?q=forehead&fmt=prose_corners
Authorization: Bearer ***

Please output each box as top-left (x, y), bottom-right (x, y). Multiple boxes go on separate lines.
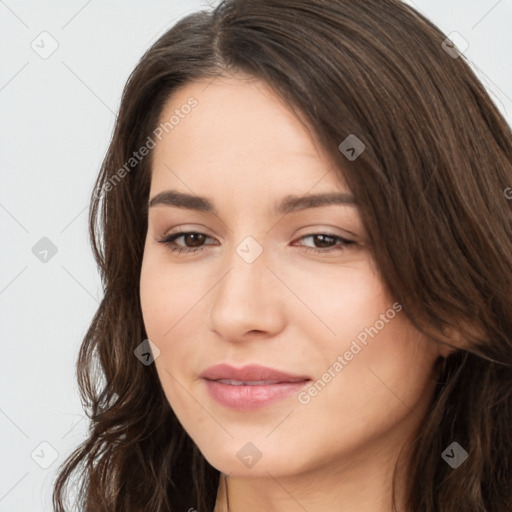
top-left (151, 74), bottom-right (348, 195)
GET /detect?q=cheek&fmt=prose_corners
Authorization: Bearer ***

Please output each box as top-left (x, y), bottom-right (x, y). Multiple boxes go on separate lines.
top-left (139, 254), bottom-right (212, 407)
top-left (139, 257), bottom-right (199, 415)
top-left (285, 257), bottom-right (389, 349)
top-left (325, 318), bottom-right (437, 425)
top-left (298, 324), bottom-right (438, 463)
top-left (293, 261), bottom-right (437, 434)
top-left (139, 259), bottom-right (164, 338)
top-left (139, 251), bottom-right (207, 340)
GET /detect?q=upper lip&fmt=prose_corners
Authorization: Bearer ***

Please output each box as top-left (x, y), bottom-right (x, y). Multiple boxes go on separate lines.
top-left (200, 364), bottom-right (311, 383)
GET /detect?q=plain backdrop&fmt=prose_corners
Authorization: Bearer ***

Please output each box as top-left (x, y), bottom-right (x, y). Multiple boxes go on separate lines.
top-left (1, 1), bottom-right (511, 510)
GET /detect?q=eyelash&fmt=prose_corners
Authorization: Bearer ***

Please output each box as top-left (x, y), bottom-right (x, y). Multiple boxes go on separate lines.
top-left (157, 231), bottom-right (354, 256)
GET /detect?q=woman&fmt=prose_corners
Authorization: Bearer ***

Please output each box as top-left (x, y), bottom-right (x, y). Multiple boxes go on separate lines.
top-left (52, 0), bottom-right (512, 511)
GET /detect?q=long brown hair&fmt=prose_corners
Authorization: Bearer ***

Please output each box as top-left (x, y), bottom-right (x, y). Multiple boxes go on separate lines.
top-left (52, 1), bottom-right (512, 510)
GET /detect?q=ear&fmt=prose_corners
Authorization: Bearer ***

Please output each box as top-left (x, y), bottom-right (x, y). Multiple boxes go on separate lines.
top-left (438, 321), bottom-right (486, 357)
top-left (436, 339), bottom-right (458, 358)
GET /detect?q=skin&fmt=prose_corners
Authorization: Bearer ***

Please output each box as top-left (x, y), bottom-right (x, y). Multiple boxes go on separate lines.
top-left (139, 73), bottom-right (449, 512)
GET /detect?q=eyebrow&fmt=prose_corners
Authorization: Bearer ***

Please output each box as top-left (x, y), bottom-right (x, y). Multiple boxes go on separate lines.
top-left (148, 190), bottom-right (358, 215)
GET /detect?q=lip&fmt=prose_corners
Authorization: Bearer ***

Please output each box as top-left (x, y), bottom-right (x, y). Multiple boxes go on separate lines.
top-left (200, 363), bottom-right (311, 383)
top-left (200, 364), bottom-right (312, 410)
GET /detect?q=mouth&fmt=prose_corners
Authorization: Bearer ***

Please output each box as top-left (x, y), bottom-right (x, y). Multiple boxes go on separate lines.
top-left (200, 363), bottom-right (311, 383)
top-left (212, 378), bottom-right (306, 385)
top-left (200, 364), bottom-right (312, 410)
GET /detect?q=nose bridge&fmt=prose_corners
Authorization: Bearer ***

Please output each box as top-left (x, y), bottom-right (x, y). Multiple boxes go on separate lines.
top-left (219, 234), bottom-right (270, 303)
top-left (209, 233), bottom-right (285, 338)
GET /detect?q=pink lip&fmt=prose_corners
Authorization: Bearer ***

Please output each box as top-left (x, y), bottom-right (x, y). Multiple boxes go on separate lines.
top-left (200, 364), bottom-right (311, 410)
top-left (200, 363), bottom-right (311, 383)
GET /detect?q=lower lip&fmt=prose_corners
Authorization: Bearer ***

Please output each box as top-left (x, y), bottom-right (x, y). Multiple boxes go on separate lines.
top-left (203, 379), bottom-right (310, 410)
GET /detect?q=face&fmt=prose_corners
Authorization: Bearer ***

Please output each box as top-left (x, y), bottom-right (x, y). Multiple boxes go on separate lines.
top-left (139, 73), bottom-right (443, 480)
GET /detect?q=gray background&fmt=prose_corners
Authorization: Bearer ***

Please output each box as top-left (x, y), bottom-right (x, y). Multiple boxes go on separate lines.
top-left (1, 1), bottom-right (511, 510)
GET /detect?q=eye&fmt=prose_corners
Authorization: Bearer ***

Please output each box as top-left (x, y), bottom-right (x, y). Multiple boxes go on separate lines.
top-left (157, 231), bottom-right (355, 256)
top-left (157, 231), bottom-right (217, 255)
top-left (292, 233), bottom-right (355, 254)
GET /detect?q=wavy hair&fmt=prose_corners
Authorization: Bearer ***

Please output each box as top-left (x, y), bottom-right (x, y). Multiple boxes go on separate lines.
top-left (53, 0), bottom-right (512, 510)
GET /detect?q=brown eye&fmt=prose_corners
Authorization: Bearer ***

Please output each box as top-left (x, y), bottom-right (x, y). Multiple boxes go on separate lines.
top-left (293, 233), bottom-right (355, 254)
top-left (179, 233), bottom-right (207, 247)
top-left (158, 231), bottom-right (216, 255)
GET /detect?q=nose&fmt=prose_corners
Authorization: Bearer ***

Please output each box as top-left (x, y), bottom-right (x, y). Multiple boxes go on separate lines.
top-left (208, 242), bottom-right (287, 343)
